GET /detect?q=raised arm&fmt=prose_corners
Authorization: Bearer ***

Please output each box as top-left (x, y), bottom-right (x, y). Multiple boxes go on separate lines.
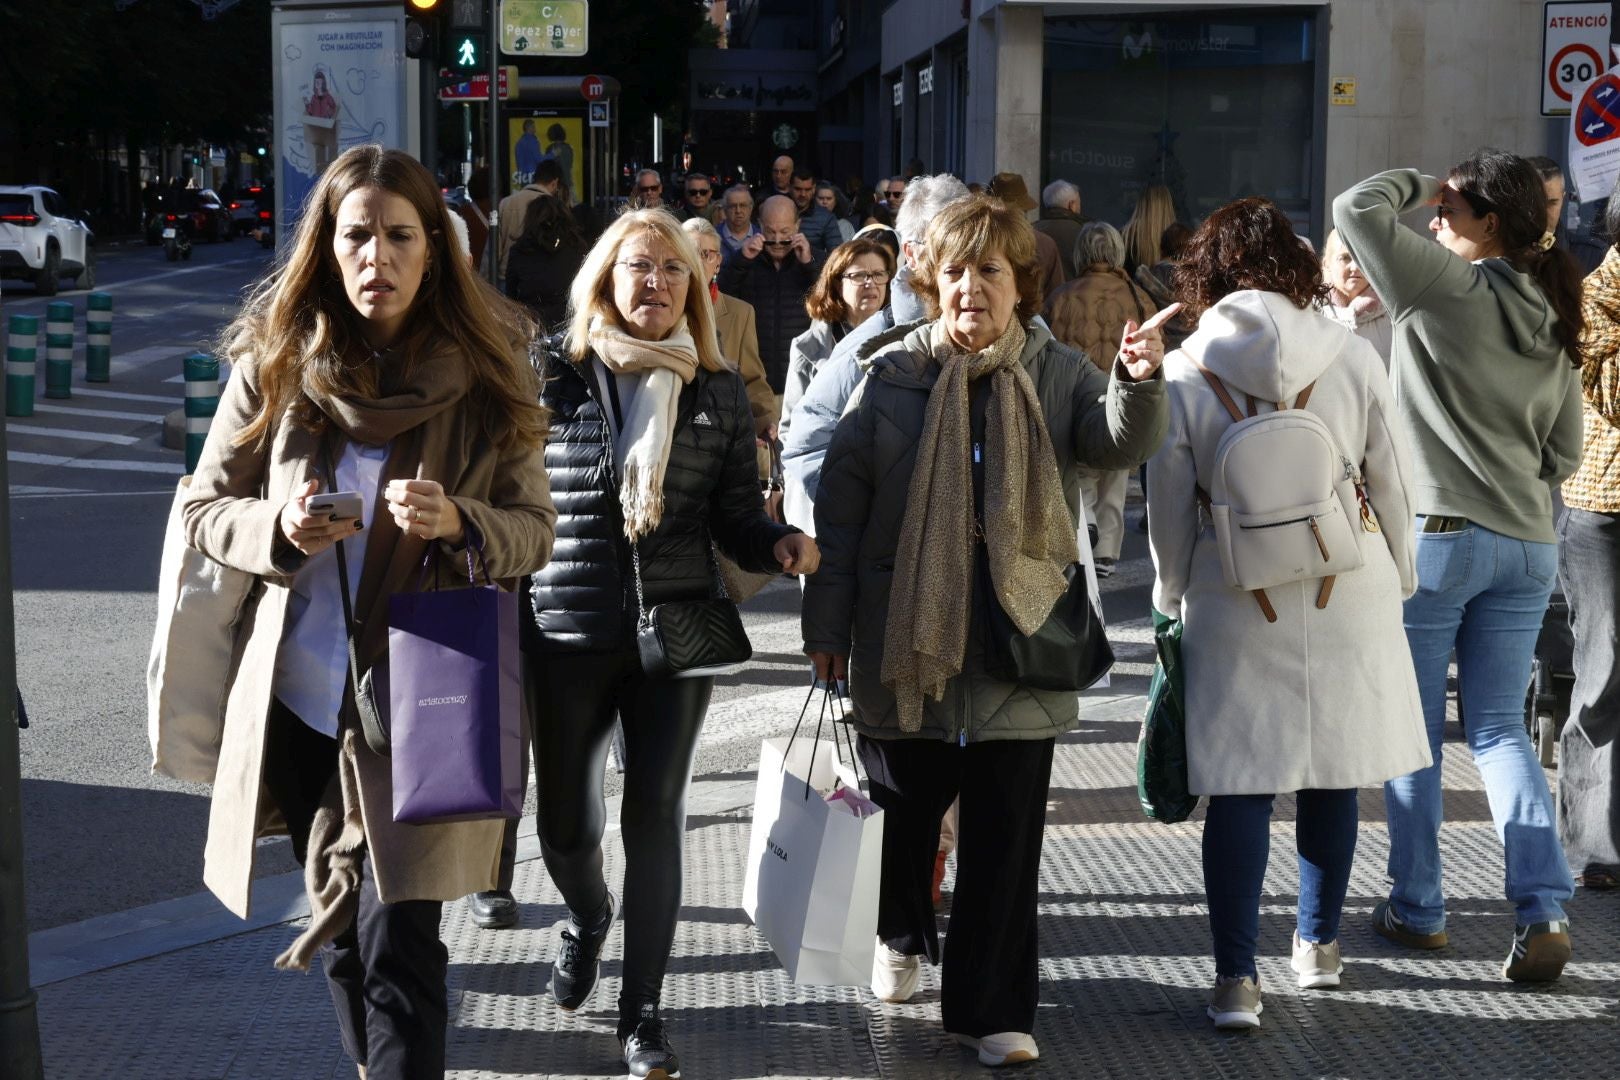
top-left (1332, 170), bottom-right (1463, 320)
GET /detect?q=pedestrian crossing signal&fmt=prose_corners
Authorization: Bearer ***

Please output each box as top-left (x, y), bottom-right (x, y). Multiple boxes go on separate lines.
top-left (448, 31), bottom-right (484, 69)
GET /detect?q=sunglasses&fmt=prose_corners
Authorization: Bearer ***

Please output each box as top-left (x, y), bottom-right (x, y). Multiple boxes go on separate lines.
top-left (686, 188), bottom-right (711, 197)
top-left (637, 184), bottom-right (661, 193)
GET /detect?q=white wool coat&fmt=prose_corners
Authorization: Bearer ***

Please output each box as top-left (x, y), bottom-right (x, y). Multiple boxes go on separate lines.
top-left (1147, 290), bottom-right (1431, 795)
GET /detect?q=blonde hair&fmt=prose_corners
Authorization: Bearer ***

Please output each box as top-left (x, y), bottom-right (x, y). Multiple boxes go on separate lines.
top-left (219, 144), bottom-right (544, 451)
top-left (565, 208), bottom-right (727, 371)
top-left (1121, 185), bottom-right (1176, 271)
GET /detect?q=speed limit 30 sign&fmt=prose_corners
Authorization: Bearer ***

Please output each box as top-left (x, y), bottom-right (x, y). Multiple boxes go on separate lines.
top-left (1544, 2), bottom-right (1614, 116)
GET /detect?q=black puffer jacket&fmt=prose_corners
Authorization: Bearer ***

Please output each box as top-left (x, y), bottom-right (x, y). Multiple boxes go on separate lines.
top-left (717, 251), bottom-right (824, 393)
top-left (527, 339), bottom-right (797, 651)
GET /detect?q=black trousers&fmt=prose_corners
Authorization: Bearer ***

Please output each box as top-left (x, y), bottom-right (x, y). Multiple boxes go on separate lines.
top-left (857, 734), bottom-right (1055, 1039)
top-left (528, 648), bottom-right (712, 1030)
top-left (263, 701), bottom-right (449, 1080)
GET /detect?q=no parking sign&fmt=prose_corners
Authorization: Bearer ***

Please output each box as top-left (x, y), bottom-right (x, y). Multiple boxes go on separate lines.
top-left (1543, 2), bottom-right (1613, 116)
top-left (1569, 72), bottom-right (1620, 200)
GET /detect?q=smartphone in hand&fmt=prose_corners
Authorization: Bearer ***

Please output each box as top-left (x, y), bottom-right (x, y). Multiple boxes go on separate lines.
top-left (306, 490), bottom-right (365, 522)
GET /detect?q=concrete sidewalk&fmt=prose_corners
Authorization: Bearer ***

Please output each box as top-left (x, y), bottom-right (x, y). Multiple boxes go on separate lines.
top-left (26, 684), bottom-right (1619, 1079)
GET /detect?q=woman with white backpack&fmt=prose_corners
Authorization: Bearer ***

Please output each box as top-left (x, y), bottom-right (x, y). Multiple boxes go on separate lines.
top-left (1146, 197), bottom-right (1431, 1030)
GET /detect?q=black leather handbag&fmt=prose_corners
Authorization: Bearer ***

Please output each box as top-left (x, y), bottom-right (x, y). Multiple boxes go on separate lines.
top-left (633, 543), bottom-right (753, 679)
top-left (983, 560), bottom-right (1114, 692)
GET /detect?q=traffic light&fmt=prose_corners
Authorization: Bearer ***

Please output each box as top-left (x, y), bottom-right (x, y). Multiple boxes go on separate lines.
top-left (446, 30), bottom-right (484, 69)
top-left (404, 0), bottom-right (444, 59)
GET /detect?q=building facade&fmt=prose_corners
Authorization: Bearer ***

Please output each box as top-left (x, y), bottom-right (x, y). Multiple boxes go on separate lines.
top-left (802, 0), bottom-right (1574, 239)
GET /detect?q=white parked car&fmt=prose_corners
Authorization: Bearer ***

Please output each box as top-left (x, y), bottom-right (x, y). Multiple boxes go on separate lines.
top-left (0, 185), bottom-right (95, 296)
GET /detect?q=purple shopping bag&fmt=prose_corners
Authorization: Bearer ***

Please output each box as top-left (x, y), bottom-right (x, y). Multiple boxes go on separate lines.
top-left (386, 552), bottom-right (523, 825)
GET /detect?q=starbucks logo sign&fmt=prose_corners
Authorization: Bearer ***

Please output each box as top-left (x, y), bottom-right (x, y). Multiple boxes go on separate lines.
top-left (771, 124), bottom-right (800, 150)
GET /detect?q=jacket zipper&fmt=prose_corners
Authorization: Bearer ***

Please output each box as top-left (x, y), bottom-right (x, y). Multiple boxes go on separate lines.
top-left (1239, 514), bottom-right (1331, 561)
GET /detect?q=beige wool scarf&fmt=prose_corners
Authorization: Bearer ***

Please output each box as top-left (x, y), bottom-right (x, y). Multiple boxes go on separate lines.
top-left (881, 318), bottom-right (1079, 732)
top-left (588, 316), bottom-right (700, 540)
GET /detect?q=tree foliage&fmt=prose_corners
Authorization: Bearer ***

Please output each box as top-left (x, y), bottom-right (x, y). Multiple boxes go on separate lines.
top-left (0, 0), bottom-right (272, 181)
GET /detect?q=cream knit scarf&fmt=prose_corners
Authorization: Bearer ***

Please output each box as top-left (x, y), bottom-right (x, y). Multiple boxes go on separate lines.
top-left (588, 316), bottom-right (700, 540)
top-left (881, 318), bottom-right (1079, 732)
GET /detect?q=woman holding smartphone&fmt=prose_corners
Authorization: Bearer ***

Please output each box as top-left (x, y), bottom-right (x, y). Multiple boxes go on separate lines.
top-left (183, 145), bottom-right (556, 1079)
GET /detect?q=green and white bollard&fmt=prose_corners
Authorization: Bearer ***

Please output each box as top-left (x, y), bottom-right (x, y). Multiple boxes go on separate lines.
top-left (5, 314), bottom-right (37, 418)
top-left (85, 292), bottom-right (112, 383)
top-left (44, 301), bottom-right (74, 399)
top-left (183, 352), bottom-right (220, 473)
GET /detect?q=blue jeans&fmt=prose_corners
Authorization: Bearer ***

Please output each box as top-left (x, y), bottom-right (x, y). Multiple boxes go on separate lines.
top-left (1384, 519), bottom-right (1575, 931)
top-left (1203, 790), bottom-right (1359, 979)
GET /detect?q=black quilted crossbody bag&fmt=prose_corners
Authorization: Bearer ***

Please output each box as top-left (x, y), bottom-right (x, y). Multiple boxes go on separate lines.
top-left (632, 542), bottom-right (753, 679)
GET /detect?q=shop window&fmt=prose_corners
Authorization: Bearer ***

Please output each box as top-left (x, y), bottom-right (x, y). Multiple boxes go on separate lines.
top-left (1043, 12), bottom-right (1319, 232)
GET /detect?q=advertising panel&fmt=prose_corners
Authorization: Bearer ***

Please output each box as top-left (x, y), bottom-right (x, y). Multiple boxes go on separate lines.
top-left (272, 8), bottom-right (406, 237)
top-left (509, 115), bottom-right (584, 198)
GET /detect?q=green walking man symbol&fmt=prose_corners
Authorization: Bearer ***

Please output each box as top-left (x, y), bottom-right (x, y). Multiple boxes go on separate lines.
top-left (458, 38), bottom-right (477, 66)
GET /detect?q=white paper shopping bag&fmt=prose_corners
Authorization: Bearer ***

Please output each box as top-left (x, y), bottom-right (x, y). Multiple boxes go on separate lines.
top-left (741, 735), bottom-right (884, 985)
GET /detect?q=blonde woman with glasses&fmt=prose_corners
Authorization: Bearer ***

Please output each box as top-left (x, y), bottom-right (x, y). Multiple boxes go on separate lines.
top-left (526, 208), bottom-right (819, 1079)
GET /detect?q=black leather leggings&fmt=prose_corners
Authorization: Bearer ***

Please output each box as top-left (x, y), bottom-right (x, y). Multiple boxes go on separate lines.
top-left (528, 648), bottom-right (712, 1023)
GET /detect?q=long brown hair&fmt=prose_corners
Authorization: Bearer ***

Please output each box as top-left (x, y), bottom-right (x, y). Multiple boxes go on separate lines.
top-left (1449, 148), bottom-right (1585, 365)
top-left (220, 145), bottom-right (547, 450)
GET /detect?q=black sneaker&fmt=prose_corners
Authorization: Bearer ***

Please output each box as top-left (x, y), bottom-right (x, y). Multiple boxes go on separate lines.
top-left (549, 889), bottom-right (618, 1011)
top-left (620, 1006), bottom-right (681, 1079)
top-left (1503, 919), bottom-right (1571, 983)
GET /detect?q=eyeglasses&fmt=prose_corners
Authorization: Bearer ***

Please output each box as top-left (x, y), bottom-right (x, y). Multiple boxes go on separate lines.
top-left (685, 188), bottom-right (710, 198)
top-left (723, 201), bottom-right (751, 212)
top-left (637, 184), bottom-right (662, 194)
top-left (842, 271), bottom-right (889, 285)
top-left (698, 248), bottom-right (722, 261)
top-left (885, 190), bottom-right (905, 202)
top-left (761, 235), bottom-right (794, 245)
top-left (616, 258), bottom-right (691, 281)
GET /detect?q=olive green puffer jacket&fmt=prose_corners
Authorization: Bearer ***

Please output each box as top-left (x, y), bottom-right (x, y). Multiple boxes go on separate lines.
top-left (801, 317), bottom-right (1168, 743)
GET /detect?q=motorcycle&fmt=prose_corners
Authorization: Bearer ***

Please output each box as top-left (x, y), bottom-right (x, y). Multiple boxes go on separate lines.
top-left (161, 215), bottom-right (193, 262)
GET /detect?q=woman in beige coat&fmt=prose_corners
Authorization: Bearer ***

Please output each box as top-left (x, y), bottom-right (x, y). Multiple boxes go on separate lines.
top-left (1044, 221), bottom-right (1158, 573)
top-left (1147, 198), bottom-right (1428, 1031)
top-left (183, 145), bottom-right (556, 1079)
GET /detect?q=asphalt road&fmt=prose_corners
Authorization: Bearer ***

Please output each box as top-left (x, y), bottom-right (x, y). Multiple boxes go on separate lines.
top-left (7, 237), bottom-right (282, 932)
top-left (6, 242), bottom-right (1160, 934)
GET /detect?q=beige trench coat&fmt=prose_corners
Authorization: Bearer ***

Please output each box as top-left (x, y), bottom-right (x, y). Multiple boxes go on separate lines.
top-left (183, 353), bottom-right (556, 917)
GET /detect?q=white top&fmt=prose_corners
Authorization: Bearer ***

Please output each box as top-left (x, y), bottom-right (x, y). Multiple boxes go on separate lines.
top-left (272, 440), bottom-right (389, 736)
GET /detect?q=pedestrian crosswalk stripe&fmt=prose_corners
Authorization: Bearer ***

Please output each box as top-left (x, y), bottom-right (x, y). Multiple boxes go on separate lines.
top-left (7, 451), bottom-right (182, 475)
top-left (72, 387), bottom-right (179, 404)
top-left (8, 424), bottom-right (142, 446)
top-left (30, 402), bottom-right (164, 423)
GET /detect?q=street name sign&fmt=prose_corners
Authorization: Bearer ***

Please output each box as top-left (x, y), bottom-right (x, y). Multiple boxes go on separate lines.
top-left (1543, 1), bottom-right (1613, 115)
top-left (501, 0), bottom-right (588, 57)
top-left (438, 66), bottom-right (518, 101)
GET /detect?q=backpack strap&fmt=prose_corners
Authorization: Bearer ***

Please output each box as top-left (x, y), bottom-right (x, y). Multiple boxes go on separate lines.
top-left (1188, 357), bottom-right (1246, 424)
top-left (1294, 380), bottom-right (1318, 411)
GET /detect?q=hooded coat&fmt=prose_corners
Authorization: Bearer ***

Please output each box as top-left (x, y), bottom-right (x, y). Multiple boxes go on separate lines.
top-left (1147, 291), bottom-right (1431, 795)
top-left (803, 318), bottom-right (1166, 743)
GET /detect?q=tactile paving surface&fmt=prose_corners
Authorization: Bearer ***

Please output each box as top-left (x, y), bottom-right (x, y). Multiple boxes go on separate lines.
top-left (36, 706), bottom-right (1620, 1079)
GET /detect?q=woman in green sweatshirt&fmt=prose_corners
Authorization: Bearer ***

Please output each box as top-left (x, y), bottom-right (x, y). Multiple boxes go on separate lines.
top-left (1333, 149), bottom-right (1584, 984)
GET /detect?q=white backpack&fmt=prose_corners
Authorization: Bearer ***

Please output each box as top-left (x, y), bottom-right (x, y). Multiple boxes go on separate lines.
top-left (1189, 356), bottom-right (1376, 623)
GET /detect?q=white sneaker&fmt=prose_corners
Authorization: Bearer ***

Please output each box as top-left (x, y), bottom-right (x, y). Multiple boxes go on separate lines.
top-left (953, 1031), bottom-right (1039, 1067)
top-left (1291, 931), bottom-right (1344, 989)
top-left (1207, 975), bottom-right (1262, 1030)
top-left (870, 941), bottom-right (920, 1003)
